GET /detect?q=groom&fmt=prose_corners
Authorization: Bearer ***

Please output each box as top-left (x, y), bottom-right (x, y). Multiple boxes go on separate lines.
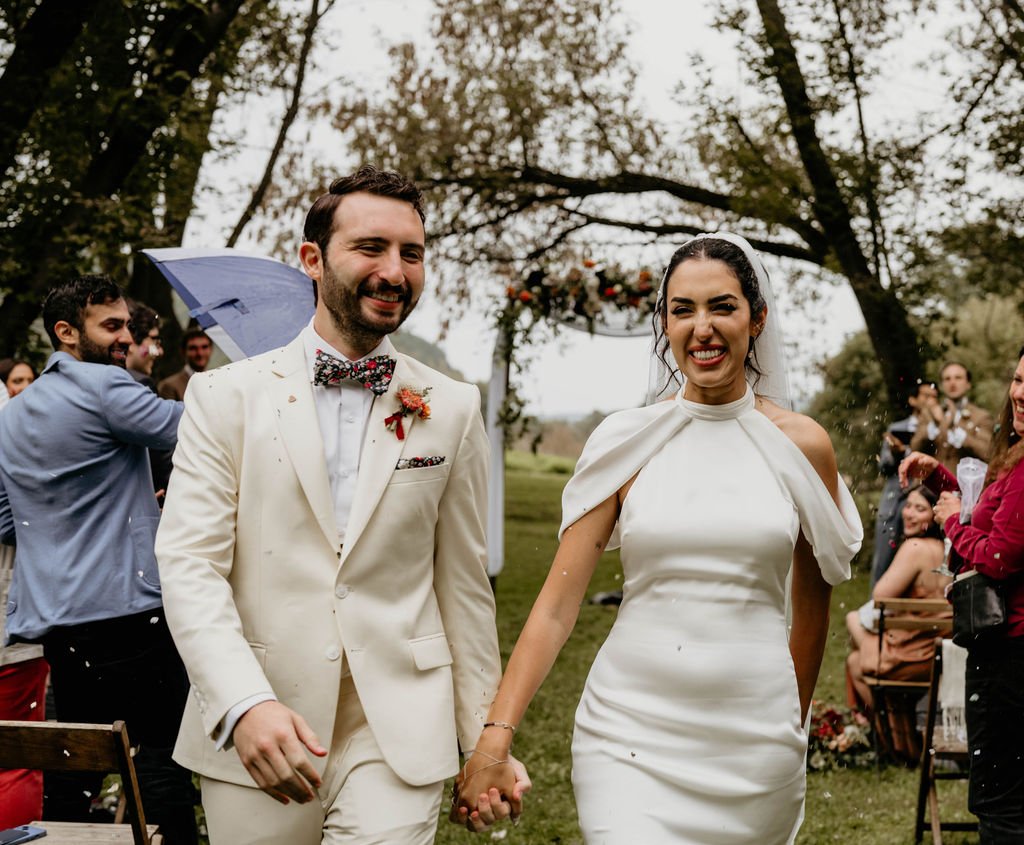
top-left (156, 166), bottom-right (522, 843)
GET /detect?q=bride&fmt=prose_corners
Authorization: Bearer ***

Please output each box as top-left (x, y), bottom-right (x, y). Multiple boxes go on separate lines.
top-left (455, 233), bottom-right (862, 843)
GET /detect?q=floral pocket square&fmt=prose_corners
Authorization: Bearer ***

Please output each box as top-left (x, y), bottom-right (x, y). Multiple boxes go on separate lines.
top-left (396, 456), bottom-right (446, 470)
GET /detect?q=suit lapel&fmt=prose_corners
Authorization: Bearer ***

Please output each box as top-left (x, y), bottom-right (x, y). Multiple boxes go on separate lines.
top-left (268, 339), bottom-right (339, 550)
top-left (342, 355), bottom-right (419, 561)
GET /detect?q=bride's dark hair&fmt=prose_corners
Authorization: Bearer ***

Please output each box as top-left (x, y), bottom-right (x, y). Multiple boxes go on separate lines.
top-left (653, 237), bottom-right (768, 396)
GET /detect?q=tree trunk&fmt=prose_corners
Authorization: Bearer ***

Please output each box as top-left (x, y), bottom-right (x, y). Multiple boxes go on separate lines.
top-left (755, 0), bottom-right (923, 407)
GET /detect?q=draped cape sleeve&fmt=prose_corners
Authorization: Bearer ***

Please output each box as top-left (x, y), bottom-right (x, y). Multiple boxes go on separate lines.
top-left (559, 397), bottom-right (862, 586)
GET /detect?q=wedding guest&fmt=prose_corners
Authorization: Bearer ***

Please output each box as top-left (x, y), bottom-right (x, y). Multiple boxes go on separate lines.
top-left (157, 327), bottom-right (212, 401)
top-left (0, 358), bottom-right (36, 399)
top-left (871, 380), bottom-right (937, 586)
top-left (901, 343), bottom-right (1024, 842)
top-left (909, 361), bottom-right (993, 472)
top-left (846, 483), bottom-right (950, 762)
top-left (456, 233), bottom-right (861, 842)
top-left (126, 300), bottom-right (173, 500)
top-left (126, 300), bottom-right (164, 389)
top-left (0, 275), bottom-right (196, 843)
top-left (0, 390), bottom-right (47, 828)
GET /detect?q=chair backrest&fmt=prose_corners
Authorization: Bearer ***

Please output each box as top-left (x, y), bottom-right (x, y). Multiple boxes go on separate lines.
top-left (872, 598), bottom-right (952, 679)
top-left (875, 597), bottom-right (952, 625)
top-left (0, 719), bottom-right (150, 845)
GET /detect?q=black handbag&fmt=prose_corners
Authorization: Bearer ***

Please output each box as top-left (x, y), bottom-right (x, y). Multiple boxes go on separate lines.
top-left (950, 569), bottom-right (1006, 647)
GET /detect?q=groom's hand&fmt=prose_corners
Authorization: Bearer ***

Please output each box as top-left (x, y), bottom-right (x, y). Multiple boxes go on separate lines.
top-left (452, 753), bottom-right (532, 832)
top-left (233, 700), bottom-right (328, 804)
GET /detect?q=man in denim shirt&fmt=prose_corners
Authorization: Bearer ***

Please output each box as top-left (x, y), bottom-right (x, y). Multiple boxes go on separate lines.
top-left (0, 275), bottom-right (196, 843)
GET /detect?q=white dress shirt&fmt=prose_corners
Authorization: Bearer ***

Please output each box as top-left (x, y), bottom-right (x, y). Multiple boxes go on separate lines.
top-left (215, 321), bottom-right (394, 749)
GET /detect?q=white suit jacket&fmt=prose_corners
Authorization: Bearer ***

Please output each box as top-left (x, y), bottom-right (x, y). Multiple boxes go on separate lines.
top-left (155, 336), bottom-right (502, 786)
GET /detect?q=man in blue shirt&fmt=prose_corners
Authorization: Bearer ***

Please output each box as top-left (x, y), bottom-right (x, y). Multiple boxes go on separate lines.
top-left (0, 275), bottom-right (196, 843)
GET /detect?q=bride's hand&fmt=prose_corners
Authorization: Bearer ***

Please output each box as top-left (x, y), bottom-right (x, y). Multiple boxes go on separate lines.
top-left (450, 751), bottom-right (531, 832)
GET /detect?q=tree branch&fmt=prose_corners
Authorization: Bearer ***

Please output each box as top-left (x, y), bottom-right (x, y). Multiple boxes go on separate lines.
top-left (565, 210), bottom-right (827, 264)
top-left (226, 0), bottom-right (330, 247)
top-left (425, 164), bottom-right (831, 258)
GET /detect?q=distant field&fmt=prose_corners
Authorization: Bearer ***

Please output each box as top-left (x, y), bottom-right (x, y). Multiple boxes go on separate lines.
top-left (504, 448), bottom-right (576, 475)
top-left (435, 454), bottom-right (976, 845)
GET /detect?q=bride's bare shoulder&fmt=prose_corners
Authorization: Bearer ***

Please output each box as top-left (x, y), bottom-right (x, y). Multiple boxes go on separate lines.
top-left (756, 396), bottom-right (838, 495)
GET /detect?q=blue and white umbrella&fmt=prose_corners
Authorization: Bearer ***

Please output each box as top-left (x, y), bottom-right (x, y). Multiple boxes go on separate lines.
top-left (141, 247), bottom-right (315, 361)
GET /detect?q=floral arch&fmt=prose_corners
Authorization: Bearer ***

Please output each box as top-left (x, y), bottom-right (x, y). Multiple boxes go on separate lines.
top-left (485, 260), bottom-right (660, 578)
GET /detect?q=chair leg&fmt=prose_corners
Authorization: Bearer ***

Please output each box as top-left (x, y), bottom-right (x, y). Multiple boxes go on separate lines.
top-left (928, 778), bottom-right (943, 845)
top-left (114, 791), bottom-right (127, 824)
top-left (874, 687), bottom-right (893, 760)
top-left (914, 754), bottom-right (932, 843)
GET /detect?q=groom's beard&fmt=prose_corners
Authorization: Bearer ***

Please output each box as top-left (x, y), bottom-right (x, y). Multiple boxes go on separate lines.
top-left (320, 261), bottom-right (417, 348)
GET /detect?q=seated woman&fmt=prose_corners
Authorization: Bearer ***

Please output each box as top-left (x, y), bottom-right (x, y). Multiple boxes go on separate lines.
top-left (845, 482), bottom-right (951, 762)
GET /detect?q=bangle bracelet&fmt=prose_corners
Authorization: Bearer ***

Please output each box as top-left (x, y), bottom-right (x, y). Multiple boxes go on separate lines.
top-left (483, 720), bottom-right (517, 733)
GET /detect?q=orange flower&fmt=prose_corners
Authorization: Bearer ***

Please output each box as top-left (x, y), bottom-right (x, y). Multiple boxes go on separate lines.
top-left (583, 259), bottom-right (596, 268)
top-left (506, 285), bottom-right (517, 298)
top-left (419, 404), bottom-right (431, 420)
top-left (518, 290), bottom-right (533, 303)
top-left (398, 388), bottom-right (424, 412)
top-left (638, 270), bottom-right (652, 282)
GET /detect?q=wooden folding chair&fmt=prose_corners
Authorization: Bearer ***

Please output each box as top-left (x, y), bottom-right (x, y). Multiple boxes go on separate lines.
top-left (914, 638), bottom-right (978, 844)
top-left (0, 719), bottom-right (161, 845)
top-left (867, 598), bottom-right (952, 764)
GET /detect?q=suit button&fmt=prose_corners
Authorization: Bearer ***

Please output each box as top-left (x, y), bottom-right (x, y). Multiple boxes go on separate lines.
top-left (335, 584), bottom-right (349, 599)
top-left (325, 646), bottom-right (340, 661)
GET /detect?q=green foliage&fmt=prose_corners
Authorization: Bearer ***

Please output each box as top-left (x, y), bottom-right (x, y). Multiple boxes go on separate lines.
top-left (923, 293), bottom-right (1024, 415)
top-left (0, 0), bottom-right (317, 355)
top-left (807, 331), bottom-right (890, 493)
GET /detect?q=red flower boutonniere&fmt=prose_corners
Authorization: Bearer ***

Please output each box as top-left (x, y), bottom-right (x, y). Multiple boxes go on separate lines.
top-left (384, 386), bottom-right (431, 441)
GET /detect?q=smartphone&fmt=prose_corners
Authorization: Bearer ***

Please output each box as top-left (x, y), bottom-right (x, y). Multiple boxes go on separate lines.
top-left (0, 827), bottom-right (47, 844)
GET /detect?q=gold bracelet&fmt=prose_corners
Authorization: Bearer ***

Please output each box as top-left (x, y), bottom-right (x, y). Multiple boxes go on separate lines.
top-left (483, 720), bottom-right (517, 733)
top-left (465, 748), bottom-right (506, 764)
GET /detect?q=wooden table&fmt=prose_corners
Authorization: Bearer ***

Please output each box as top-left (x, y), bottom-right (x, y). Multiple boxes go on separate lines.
top-left (31, 821), bottom-right (162, 844)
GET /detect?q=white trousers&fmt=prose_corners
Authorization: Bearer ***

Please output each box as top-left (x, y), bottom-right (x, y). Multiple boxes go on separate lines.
top-left (201, 676), bottom-right (444, 844)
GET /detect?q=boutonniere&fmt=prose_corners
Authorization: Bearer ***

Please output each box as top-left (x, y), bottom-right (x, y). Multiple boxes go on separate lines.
top-left (384, 386), bottom-right (431, 441)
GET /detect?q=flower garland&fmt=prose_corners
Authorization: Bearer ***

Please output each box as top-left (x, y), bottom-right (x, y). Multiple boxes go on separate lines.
top-left (501, 260), bottom-right (658, 335)
top-left (493, 260), bottom-right (657, 449)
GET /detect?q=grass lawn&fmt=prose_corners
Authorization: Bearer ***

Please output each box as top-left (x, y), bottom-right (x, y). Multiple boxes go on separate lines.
top-left (434, 453), bottom-right (978, 845)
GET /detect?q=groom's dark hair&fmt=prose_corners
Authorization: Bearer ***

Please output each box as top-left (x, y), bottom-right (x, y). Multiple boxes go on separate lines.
top-left (303, 165), bottom-right (426, 258)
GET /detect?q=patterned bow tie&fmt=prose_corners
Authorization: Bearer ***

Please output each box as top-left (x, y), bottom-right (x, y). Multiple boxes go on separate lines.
top-left (313, 350), bottom-right (396, 395)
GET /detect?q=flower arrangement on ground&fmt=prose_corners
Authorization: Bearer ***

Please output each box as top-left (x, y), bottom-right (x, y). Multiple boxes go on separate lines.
top-left (807, 701), bottom-right (875, 771)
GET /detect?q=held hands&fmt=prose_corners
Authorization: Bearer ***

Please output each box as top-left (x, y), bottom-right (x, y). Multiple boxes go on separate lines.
top-left (233, 700), bottom-right (328, 804)
top-left (898, 451), bottom-right (939, 489)
top-left (450, 747), bottom-right (532, 833)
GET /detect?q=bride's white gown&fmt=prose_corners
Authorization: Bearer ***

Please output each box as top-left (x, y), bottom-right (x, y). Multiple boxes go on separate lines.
top-left (560, 388), bottom-right (861, 844)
